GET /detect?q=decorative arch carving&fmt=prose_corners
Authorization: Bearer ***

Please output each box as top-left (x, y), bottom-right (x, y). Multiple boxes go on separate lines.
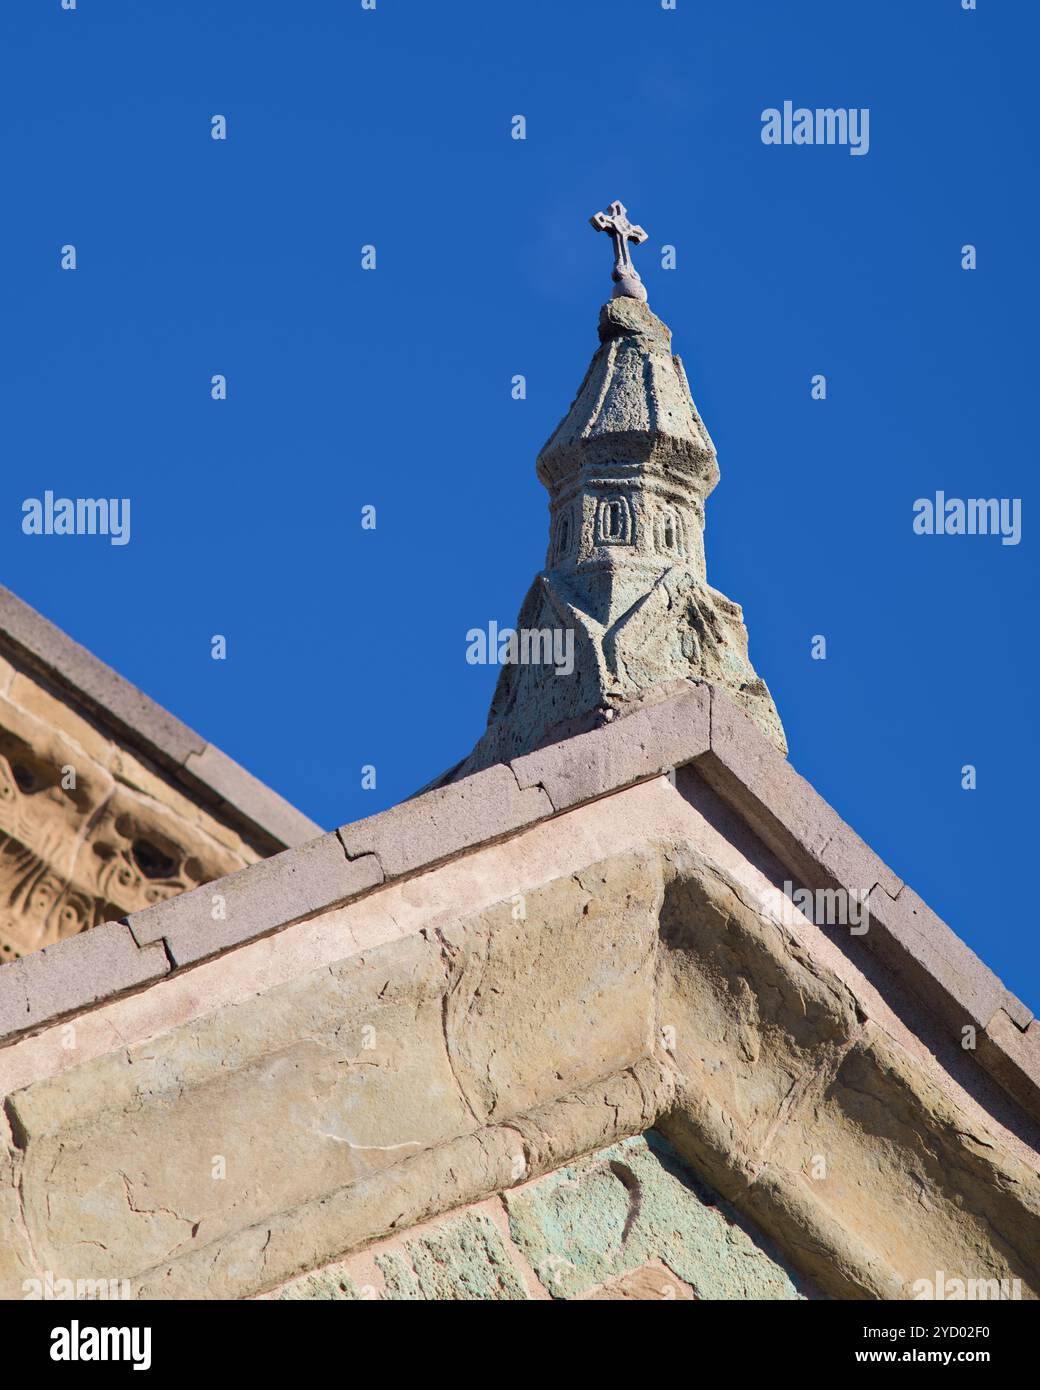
top-left (596, 494), bottom-right (633, 545)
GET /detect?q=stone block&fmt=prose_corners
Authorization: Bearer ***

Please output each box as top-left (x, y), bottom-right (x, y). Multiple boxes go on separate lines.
top-left (578, 1260), bottom-right (696, 1300)
top-left (6, 931), bottom-right (472, 1284)
top-left (865, 885), bottom-right (1009, 1032)
top-left (129, 1066), bottom-right (667, 1300)
top-left (977, 1010), bottom-right (1040, 1122)
top-left (998, 991), bottom-right (1034, 1031)
top-left (0, 922), bottom-right (168, 1043)
top-left (0, 587), bottom-right (206, 766)
top-left (816, 821), bottom-right (903, 900)
top-left (0, 1158), bottom-right (37, 1294)
top-left (511, 682), bottom-right (710, 810)
top-left (504, 1133), bottom-right (803, 1300)
top-left (338, 764), bottom-right (553, 879)
top-left (7, 672), bottom-right (114, 767)
top-left (698, 688), bottom-right (842, 883)
top-left (444, 850), bottom-right (661, 1124)
top-left (183, 743), bottom-right (322, 849)
top-left (127, 832), bottom-right (383, 967)
top-left (375, 1211), bottom-right (531, 1300)
top-left (0, 961), bottom-right (29, 1039)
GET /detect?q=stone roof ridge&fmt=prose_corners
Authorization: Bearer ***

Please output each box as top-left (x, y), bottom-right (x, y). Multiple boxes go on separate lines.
top-left (0, 585), bottom-right (321, 854)
top-left (0, 680), bottom-right (1035, 1132)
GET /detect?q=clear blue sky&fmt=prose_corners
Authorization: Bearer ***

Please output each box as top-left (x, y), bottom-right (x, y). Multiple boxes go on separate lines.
top-left (2, 1), bottom-right (1036, 1005)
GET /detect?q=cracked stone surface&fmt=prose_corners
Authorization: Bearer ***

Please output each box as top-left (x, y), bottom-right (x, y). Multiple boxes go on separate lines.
top-left (1, 773), bottom-right (1038, 1300)
top-left (0, 659), bottom-right (264, 962)
top-left (503, 1132), bottom-right (806, 1300)
top-left (374, 1211), bottom-right (529, 1301)
top-left (445, 297), bottom-right (785, 783)
top-left (272, 1133), bottom-right (803, 1301)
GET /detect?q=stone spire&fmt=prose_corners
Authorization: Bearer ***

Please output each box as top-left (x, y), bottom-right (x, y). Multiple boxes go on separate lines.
top-left (446, 209), bottom-right (785, 782)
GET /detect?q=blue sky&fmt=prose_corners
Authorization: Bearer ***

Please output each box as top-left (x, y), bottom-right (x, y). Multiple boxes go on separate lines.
top-left (1, 1), bottom-right (1036, 1003)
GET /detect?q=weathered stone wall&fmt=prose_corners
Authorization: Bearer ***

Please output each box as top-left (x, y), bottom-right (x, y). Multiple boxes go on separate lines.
top-left (1, 770), bottom-right (1037, 1301)
top-left (272, 1133), bottom-right (808, 1301)
top-left (653, 834), bottom-right (1040, 1300)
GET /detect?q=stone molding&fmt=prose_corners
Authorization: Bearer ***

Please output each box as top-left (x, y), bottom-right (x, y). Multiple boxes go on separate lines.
top-left (0, 679), bottom-right (1035, 1130)
top-left (0, 587), bottom-right (321, 856)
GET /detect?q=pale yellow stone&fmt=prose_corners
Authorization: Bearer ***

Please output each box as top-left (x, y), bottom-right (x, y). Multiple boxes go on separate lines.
top-left (654, 847), bottom-right (1040, 1299)
top-left (1, 775), bottom-right (1038, 1301)
top-left (7, 673), bottom-right (115, 767)
top-left (108, 745), bottom-right (258, 861)
top-left (0, 674), bottom-right (252, 956)
top-left (443, 849), bottom-right (661, 1123)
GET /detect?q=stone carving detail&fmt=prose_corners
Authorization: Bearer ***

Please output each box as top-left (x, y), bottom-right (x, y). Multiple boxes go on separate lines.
top-left (554, 510), bottom-right (572, 561)
top-left (596, 494), bottom-right (633, 545)
top-left (447, 293), bottom-right (785, 782)
top-left (655, 505), bottom-right (685, 558)
top-left (590, 199), bottom-right (650, 302)
top-left (0, 679), bottom-right (252, 960)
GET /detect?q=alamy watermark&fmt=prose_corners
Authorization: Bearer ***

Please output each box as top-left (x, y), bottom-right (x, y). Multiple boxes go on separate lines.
top-left (23, 1271), bottom-right (131, 1300)
top-left (761, 101), bottom-right (870, 156)
top-left (22, 491), bottom-right (131, 546)
top-left (913, 493), bottom-right (1021, 546)
top-left (49, 1321), bottom-right (151, 1371)
top-left (911, 1270), bottom-right (1022, 1301)
top-left (783, 881), bottom-right (869, 934)
top-left (466, 621), bottom-right (574, 677)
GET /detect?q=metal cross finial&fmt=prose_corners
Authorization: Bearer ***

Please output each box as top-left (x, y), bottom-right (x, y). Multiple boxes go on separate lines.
top-left (590, 200), bottom-right (649, 302)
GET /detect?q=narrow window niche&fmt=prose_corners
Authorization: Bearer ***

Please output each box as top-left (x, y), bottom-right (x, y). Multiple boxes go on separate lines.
top-left (657, 505), bottom-right (685, 557)
top-left (597, 494), bottom-right (633, 545)
top-left (556, 511), bottom-right (571, 559)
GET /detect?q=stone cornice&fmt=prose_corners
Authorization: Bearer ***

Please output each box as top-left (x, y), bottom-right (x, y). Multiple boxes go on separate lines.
top-left (0, 679), bottom-right (1035, 1130)
top-left (0, 586), bottom-right (321, 856)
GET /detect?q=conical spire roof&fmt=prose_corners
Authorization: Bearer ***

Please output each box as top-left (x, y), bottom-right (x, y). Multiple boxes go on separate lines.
top-left (537, 298), bottom-right (718, 498)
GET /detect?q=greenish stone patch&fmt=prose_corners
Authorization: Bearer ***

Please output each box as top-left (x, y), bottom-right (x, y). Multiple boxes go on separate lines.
top-left (279, 1269), bottom-right (363, 1300)
top-left (376, 1210), bottom-right (530, 1301)
top-left (504, 1131), bottom-right (807, 1300)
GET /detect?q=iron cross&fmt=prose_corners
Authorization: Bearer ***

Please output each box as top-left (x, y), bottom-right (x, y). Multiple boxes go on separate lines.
top-left (589, 200), bottom-right (649, 301)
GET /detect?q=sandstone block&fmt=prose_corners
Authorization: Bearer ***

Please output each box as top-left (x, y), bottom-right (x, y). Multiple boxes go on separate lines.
top-left (127, 832), bottom-right (383, 967)
top-left (698, 687), bottom-right (841, 881)
top-left (815, 820), bottom-right (903, 900)
top-left (443, 850), bottom-right (662, 1124)
top-left (338, 764), bottom-right (553, 878)
top-left (7, 672), bottom-right (114, 767)
top-left (0, 922), bottom-right (168, 1043)
top-left (865, 885), bottom-right (1010, 1032)
top-left (183, 743), bottom-right (322, 849)
top-left (0, 1162), bottom-right (37, 1294)
top-left (7, 930), bottom-right (471, 1284)
top-left (657, 847), bottom-right (860, 1162)
top-left (977, 1010), bottom-right (1040, 1121)
top-left (511, 682), bottom-right (710, 810)
top-left (579, 1260), bottom-right (696, 1300)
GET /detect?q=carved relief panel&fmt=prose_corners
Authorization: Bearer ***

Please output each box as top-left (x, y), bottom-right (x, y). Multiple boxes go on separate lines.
top-left (0, 681), bottom-right (252, 960)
